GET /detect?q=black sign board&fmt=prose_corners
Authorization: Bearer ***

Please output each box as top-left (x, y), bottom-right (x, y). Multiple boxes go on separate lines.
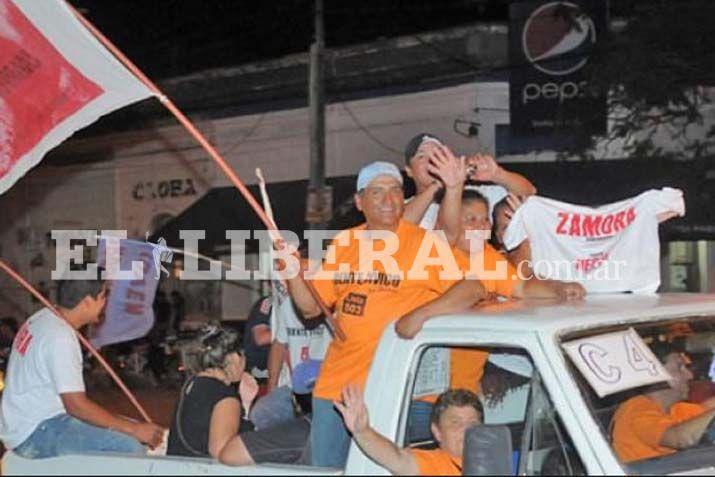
top-left (509, 1), bottom-right (607, 140)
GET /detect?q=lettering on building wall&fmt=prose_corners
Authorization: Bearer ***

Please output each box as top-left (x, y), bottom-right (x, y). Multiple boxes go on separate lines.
top-left (132, 178), bottom-right (197, 201)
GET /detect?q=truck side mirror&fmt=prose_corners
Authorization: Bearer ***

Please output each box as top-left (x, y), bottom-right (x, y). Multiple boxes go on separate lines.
top-left (462, 424), bottom-right (513, 476)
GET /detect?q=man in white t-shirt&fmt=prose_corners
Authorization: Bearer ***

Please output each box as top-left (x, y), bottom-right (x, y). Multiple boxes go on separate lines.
top-left (249, 278), bottom-right (331, 430)
top-left (402, 133), bottom-right (536, 237)
top-left (0, 280), bottom-right (164, 459)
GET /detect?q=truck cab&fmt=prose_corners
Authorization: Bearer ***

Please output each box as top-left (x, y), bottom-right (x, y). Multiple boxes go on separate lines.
top-left (349, 293), bottom-right (715, 475)
top-left (5, 293), bottom-right (715, 475)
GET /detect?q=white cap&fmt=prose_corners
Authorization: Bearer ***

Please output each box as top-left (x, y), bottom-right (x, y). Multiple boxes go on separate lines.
top-left (356, 161), bottom-right (403, 191)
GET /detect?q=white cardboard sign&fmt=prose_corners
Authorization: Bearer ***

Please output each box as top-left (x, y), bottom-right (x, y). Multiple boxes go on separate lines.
top-left (413, 348), bottom-right (451, 398)
top-left (562, 328), bottom-right (672, 398)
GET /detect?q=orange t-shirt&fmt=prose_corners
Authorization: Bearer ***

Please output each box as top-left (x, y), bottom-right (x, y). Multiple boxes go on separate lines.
top-left (612, 395), bottom-right (707, 463)
top-left (418, 348), bottom-right (490, 404)
top-left (420, 245), bottom-right (519, 403)
top-left (411, 448), bottom-right (462, 476)
top-left (467, 242), bottom-right (520, 298)
top-left (310, 220), bottom-right (471, 400)
top-left (449, 348), bottom-right (490, 394)
top-left (670, 401), bottom-right (708, 421)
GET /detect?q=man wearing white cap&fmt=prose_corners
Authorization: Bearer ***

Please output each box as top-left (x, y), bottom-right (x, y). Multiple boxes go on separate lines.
top-left (285, 161), bottom-right (487, 467)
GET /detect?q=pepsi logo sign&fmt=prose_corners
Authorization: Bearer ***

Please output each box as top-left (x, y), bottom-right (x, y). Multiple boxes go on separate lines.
top-left (522, 2), bottom-right (596, 76)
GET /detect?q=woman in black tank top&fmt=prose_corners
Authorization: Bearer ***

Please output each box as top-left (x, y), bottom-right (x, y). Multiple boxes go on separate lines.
top-left (167, 325), bottom-right (258, 458)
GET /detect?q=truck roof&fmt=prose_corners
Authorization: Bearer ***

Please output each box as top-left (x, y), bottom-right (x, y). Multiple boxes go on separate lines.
top-left (422, 293), bottom-right (715, 337)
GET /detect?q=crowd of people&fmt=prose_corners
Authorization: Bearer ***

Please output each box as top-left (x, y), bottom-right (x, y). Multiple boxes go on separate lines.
top-left (0, 133), bottom-right (704, 475)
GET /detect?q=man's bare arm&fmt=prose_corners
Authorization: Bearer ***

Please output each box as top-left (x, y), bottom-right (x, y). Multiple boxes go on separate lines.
top-left (404, 182), bottom-right (441, 225)
top-left (286, 275), bottom-right (323, 319)
top-left (661, 409), bottom-right (715, 449)
top-left (266, 340), bottom-right (287, 392)
top-left (396, 278), bottom-right (487, 339)
top-left (492, 167), bottom-right (537, 197)
top-left (513, 278), bottom-right (586, 300)
top-left (335, 385), bottom-right (419, 475)
top-left (468, 154), bottom-right (536, 197)
top-left (61, 392), bottom-right (163, 448)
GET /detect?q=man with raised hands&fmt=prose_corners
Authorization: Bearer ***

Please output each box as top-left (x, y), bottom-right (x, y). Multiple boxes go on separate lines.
top-left (402, 133), bottom-right (536, 236)
top-left (285, 161), bottom-right (487, 467)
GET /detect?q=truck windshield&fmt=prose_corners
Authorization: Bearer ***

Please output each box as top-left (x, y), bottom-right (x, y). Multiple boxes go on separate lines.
top-left (561, 315), bottom-right (715, 474)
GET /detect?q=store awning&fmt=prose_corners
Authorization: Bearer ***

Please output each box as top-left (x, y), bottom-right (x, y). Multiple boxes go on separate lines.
top-left (150, 175), bottom-right (363, 256)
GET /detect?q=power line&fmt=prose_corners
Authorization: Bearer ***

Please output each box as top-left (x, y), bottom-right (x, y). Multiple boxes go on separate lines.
top-left (339, 102), bottom-right (403, 156)
top-left (220, 113), bottom-right (268, 157)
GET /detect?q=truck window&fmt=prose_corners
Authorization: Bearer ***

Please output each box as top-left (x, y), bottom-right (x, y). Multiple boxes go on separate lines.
top-left (561, 316), bottom-right (715, 472)
top-left (404, 345), bottom-right (586, 475)
top-left (520, 374), bottom-right (586, 476)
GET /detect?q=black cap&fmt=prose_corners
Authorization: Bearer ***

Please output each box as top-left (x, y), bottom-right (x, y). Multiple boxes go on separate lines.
top-left (404, 133), bottom-right (444, 165)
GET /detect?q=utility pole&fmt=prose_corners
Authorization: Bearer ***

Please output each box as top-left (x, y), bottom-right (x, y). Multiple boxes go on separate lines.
top-left (306, 0), bottom-right (330, 229)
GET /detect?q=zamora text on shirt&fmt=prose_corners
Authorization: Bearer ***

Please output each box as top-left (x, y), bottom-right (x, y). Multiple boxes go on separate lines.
top-left (555, 207), bottom-right (637, 238)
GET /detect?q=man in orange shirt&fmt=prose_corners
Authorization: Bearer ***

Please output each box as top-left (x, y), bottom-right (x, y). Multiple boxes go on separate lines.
top-left (335, 384), bottom-right (480, 476)
top-left (286, 161), bottom-right (487, 467)
top-left (612, 344), bottom-right (715, 463)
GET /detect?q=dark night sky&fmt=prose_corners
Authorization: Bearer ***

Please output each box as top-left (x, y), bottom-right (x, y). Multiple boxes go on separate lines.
top-left (67, 1), bottom-right (514, 78)
top-left (65, 1), bottom-right (652, 79)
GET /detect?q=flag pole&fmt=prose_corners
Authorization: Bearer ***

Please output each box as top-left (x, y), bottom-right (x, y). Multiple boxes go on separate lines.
top-left (0, 260), bottom-right (153, 423)
top-left (66, 2), bottom-right (344, 341)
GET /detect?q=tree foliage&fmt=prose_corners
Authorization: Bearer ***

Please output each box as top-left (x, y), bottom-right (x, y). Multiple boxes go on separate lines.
top-left (566, 0), bottom-right (715, 160)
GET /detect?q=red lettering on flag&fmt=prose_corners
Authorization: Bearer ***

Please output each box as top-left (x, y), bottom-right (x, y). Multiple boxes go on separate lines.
top-left (0, 0), bottom-right (103, 178)
top-left (126, 289), bottom-right (145, 301)
top-left (124, 303), bottom-right (144, 315)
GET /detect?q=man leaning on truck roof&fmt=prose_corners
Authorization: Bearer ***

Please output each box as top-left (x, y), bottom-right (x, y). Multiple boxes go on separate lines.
top-left (285, 161), bottom-right (487, 467)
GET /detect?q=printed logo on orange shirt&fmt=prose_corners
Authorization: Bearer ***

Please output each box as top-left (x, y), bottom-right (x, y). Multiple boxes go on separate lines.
top-left (342, 293), bottom-right (367, 316)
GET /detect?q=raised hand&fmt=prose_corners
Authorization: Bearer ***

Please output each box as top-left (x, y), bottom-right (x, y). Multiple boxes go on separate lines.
top-left (505, 193), bottom-right (525, 219)
top-left (427, 144), bottom-right (466, 189)
top-left (467, 153), bottom-right (499, 182)
top-left (334, 384), bottom-right (369, 435)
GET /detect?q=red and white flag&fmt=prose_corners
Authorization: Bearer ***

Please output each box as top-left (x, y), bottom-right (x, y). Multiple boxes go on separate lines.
top-left (0, 0), bottom-right (154, 195)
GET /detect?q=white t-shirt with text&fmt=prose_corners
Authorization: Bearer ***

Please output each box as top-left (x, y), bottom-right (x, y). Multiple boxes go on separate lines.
top-left (503, 188), bottom-right (685, 294)
top-left (0, 308), bottom-right (85, 449)
top-left (269, 280), bottom-right (332, 389)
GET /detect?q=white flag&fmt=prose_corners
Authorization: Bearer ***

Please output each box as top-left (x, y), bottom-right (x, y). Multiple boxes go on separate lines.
top-left (0, 0), bottom-right (154, 194)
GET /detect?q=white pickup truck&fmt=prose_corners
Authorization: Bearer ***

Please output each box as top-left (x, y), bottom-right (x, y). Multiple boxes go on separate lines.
top-left (6, 293), bottom-right (715, 475)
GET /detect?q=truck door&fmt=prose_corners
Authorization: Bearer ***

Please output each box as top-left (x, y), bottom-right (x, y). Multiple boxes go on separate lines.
top-left (517, 373), bottom-right (587, 475)
top-left (402, 345), bottom-right (587, 475)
